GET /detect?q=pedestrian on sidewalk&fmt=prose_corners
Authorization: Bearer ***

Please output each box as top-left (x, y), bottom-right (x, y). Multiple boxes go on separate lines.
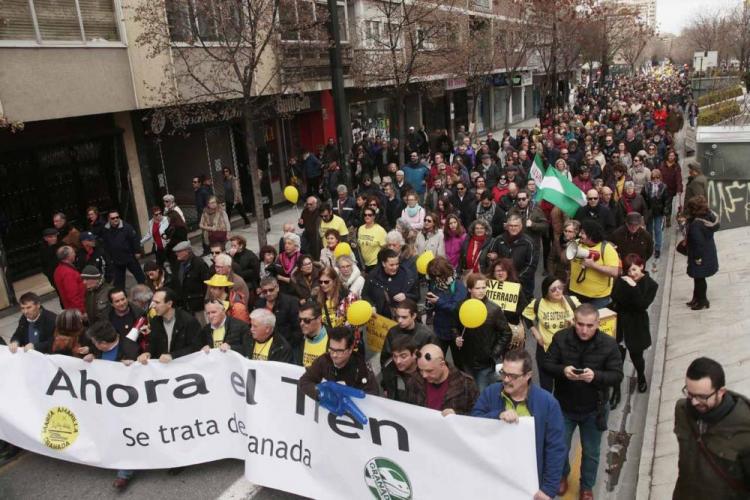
top-left (222, 167), bottom-right (250, 225)
top-left (673, 357), bottom-right (750, 500)
top-left (682, 195), bottom-right (719, 310)
top-left (101, 210), bottom-right (145, 289)
top-left (609, 254), bottom-right (658, 409)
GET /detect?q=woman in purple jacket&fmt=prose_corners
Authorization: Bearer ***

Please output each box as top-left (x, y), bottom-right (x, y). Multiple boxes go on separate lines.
top-left (443, 214), bottom-right (467, 268)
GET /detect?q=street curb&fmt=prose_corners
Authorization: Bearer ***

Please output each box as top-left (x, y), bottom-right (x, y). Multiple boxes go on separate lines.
top-left (636, 228), bottom-right (675, 500)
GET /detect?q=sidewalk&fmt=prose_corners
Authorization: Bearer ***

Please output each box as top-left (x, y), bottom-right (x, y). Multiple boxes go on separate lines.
top-left (638, 224), bottom-right (750, 498)
top-left (0, 206), bottom-right (301, 344)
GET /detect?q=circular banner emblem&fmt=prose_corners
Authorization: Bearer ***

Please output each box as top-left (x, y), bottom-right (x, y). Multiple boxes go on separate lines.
top-left (364, 457), bottom-right (412, 500)
top-left (41, 406), bottom-right (79, 450)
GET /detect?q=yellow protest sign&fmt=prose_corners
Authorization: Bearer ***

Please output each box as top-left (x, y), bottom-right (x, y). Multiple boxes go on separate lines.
top-left (485, 280), bottom-right (522, 313)
top-left (365, 313), bottom-right (397, 353)
top-left (599, 308), bottom-right (617, 338)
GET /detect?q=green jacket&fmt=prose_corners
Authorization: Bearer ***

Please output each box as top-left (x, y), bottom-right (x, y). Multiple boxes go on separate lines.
top-left (673, 391), bottom-right (750, 499)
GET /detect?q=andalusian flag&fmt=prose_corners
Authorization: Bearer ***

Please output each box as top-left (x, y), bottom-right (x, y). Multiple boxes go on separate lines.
top-left (536, 165), bottom-right (586, 217)
top-left (529, 153), bottom-right (545, 185)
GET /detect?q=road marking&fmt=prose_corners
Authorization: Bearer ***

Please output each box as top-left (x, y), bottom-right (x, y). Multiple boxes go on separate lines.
top-left (216, 475), bottom-right (261, 500)
top-left (562, 443), bottom-right (582, 500)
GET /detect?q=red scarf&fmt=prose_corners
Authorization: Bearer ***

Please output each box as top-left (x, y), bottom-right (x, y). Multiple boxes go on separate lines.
top-left (622, 190), bottom-right (636, 214)
top-left (279, 250), bottom-right (300, 276)
top-left (466, 235), bottom-right (486, 272)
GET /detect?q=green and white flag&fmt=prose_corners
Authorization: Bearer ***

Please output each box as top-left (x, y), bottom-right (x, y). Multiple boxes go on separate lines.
top-left (529, 153), bottom-right (545, 185)
top-left (536, 165), bottom-right (586, 217)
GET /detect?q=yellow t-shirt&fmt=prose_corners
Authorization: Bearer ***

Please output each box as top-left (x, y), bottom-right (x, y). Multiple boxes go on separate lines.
top-left (252, 337), bottom-right (274, 361)
top-left (212, 325), bottom-right (225, 348)
top-left (522, 296), bottom-right (581, 351)
top-left (357, 224), bottom-right (387, 267)
top-left (320, 215), bottom-right (349, 245)
top-left (302, 331), bottom-right (329, 368)
top-left (569, 242), bottom-right (620, 299)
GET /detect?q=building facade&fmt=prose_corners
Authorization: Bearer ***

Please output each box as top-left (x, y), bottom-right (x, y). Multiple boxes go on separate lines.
top-left (0, 0), bottom-right (551, 307)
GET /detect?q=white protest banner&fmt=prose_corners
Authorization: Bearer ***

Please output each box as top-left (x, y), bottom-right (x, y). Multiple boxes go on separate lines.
top-left (0, 347), bottom-right (539, 499)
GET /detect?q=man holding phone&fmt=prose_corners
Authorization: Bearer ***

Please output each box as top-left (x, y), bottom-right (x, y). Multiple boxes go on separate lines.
top-left (542, 303), bottom-right (623, 500)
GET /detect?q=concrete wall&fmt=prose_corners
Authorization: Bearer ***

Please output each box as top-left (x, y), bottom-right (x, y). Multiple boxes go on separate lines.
top-left (0, 48), bottom-right (137, 122)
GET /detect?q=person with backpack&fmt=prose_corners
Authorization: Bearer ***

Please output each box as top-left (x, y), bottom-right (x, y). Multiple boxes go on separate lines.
top-left (522, 276), bottom-right (580, 391)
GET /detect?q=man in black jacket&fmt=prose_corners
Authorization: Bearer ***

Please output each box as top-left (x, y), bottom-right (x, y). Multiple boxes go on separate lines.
top-left (10, 292), bottom-right (57, 354)
top-left (229, 235), bottom-right (259, 291)
top-left (75, 231), bottom-right (109, 282)
top-left (299, 326), bottom-right (379, 401)
top-left (40, 228), bottom-right (61, 294)
top-left (101, 210), bottom-right (145, 289)
top-left (84, 320), bottom-right (140, 363)
top-left (361, 249), bottom-right (419, 319)
top-left (575, 189), bottom-right (616, 237)
top-left (201, 299), bottom-right (247, 352)
top-left (241, 308), bottom-right (292, 362)
top-left (170, 241), bottom-right (210, 318)
top-left (381, 336), bottom-right (419, 402)
top-left (542, 304), bottom-right (623, 498)
top-left (254, 277), bottom-right (301, 355)
top-left (137, 288), bottom-right (206, 364)
top-left (380, 299), bottom-right (434, 368)
top-left (490, 214), bottom-right (538, 297)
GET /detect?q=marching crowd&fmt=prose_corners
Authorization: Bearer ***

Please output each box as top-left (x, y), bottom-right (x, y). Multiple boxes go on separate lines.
top-left (2, 66), bottom-right (748, 500)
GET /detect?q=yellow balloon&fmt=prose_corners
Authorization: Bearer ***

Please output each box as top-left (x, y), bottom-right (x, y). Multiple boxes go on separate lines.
top-left (334, 242), bottom-right (352, 258)
top-left (283, 185), bottom-right (299, 204)
top-left (415, 251), bottom-right (435, 275)
top-left (347, 300), bottom-right (373, 326)
top-left (459, 299), bottom-right (487, 329)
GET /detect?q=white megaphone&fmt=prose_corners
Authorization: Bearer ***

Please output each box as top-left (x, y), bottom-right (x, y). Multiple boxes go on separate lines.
top-left (565, 240), bottom-right (601, 261)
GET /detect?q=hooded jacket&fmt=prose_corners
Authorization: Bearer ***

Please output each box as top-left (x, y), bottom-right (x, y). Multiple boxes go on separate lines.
top-left (687, 211), bottom-right (720, 279)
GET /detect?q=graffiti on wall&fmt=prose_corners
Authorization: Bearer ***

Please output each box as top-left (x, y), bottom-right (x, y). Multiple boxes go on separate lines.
top-left (707, 179), bottom-right (750, 229)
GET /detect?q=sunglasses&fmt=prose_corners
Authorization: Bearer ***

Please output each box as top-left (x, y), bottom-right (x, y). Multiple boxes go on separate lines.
top-left (588, 197), bottom-right (599, 201)
top-left (299, 316), bottom-right (319, 324)
top-left (364, 213), bottom-right (375, 218)
top-left (211, 251), bottom-right (222, 255)
top-left (319, 279), bottom-right (331, 284)
top-left (416, 351), bottom-right (443, 362)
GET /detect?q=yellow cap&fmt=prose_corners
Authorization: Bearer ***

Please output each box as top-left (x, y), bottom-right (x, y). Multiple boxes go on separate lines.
top-left (204, 274), bottom-right (234, 287)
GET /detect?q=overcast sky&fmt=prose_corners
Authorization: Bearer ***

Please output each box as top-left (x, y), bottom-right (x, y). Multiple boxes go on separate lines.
top-left (657, 0), bottom-right (739, 35)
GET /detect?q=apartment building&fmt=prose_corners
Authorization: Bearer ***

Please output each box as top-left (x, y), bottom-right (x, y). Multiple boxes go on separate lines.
top-left (0, 0), bottom-right (546, 306)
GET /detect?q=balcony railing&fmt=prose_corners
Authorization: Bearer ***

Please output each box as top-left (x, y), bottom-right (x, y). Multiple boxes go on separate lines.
top-left (280, 42), bottom-right (352, 83)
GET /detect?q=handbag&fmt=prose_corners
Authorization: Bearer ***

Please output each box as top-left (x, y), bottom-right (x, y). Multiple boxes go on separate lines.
top-left (208, 231), bottom-right (227, 244)
top-left (676, 238), bottom-right (688, 255)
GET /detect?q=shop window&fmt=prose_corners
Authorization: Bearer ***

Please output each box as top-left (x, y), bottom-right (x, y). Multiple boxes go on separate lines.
top-left (0, 0), bottom-right (121, 43)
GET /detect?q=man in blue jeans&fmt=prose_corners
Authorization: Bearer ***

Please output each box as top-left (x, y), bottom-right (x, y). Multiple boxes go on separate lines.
top-left (542, 303), bottom-right (623, 500)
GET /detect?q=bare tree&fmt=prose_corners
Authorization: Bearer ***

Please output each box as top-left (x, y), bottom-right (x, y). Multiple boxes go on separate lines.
top-left (131, 0), bottom-right (324, 247)
top-left (351, 0), bottom-right (454, 165)
top-left (444, 15), bottom-right (497, 141)
top-left (618, 20), bottom-right (656, 73)
top-left (493, 2), bottom-right (539, 128)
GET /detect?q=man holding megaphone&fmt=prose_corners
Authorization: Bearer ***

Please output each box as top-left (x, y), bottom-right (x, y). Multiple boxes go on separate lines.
top-left (567, 221), bottom-right (621, 309)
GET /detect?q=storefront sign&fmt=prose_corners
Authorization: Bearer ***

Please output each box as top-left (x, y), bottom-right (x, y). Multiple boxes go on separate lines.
top-left (0, 348), bottom-right (539, 499)
top-left (522, 71), bottom-right (533, 86)
top-left (446, 78), bottom-right (467, 91)
top-left (275, 94), bottom-right (311, 114)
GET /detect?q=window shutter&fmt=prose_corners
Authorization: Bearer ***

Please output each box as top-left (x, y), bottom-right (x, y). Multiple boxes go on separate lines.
top-left (33, 0), bottom-right (84, 41)
top-left (78, 0), bottom-right (120, 41)
top-left (0, 0), bottom-right (37, 40)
